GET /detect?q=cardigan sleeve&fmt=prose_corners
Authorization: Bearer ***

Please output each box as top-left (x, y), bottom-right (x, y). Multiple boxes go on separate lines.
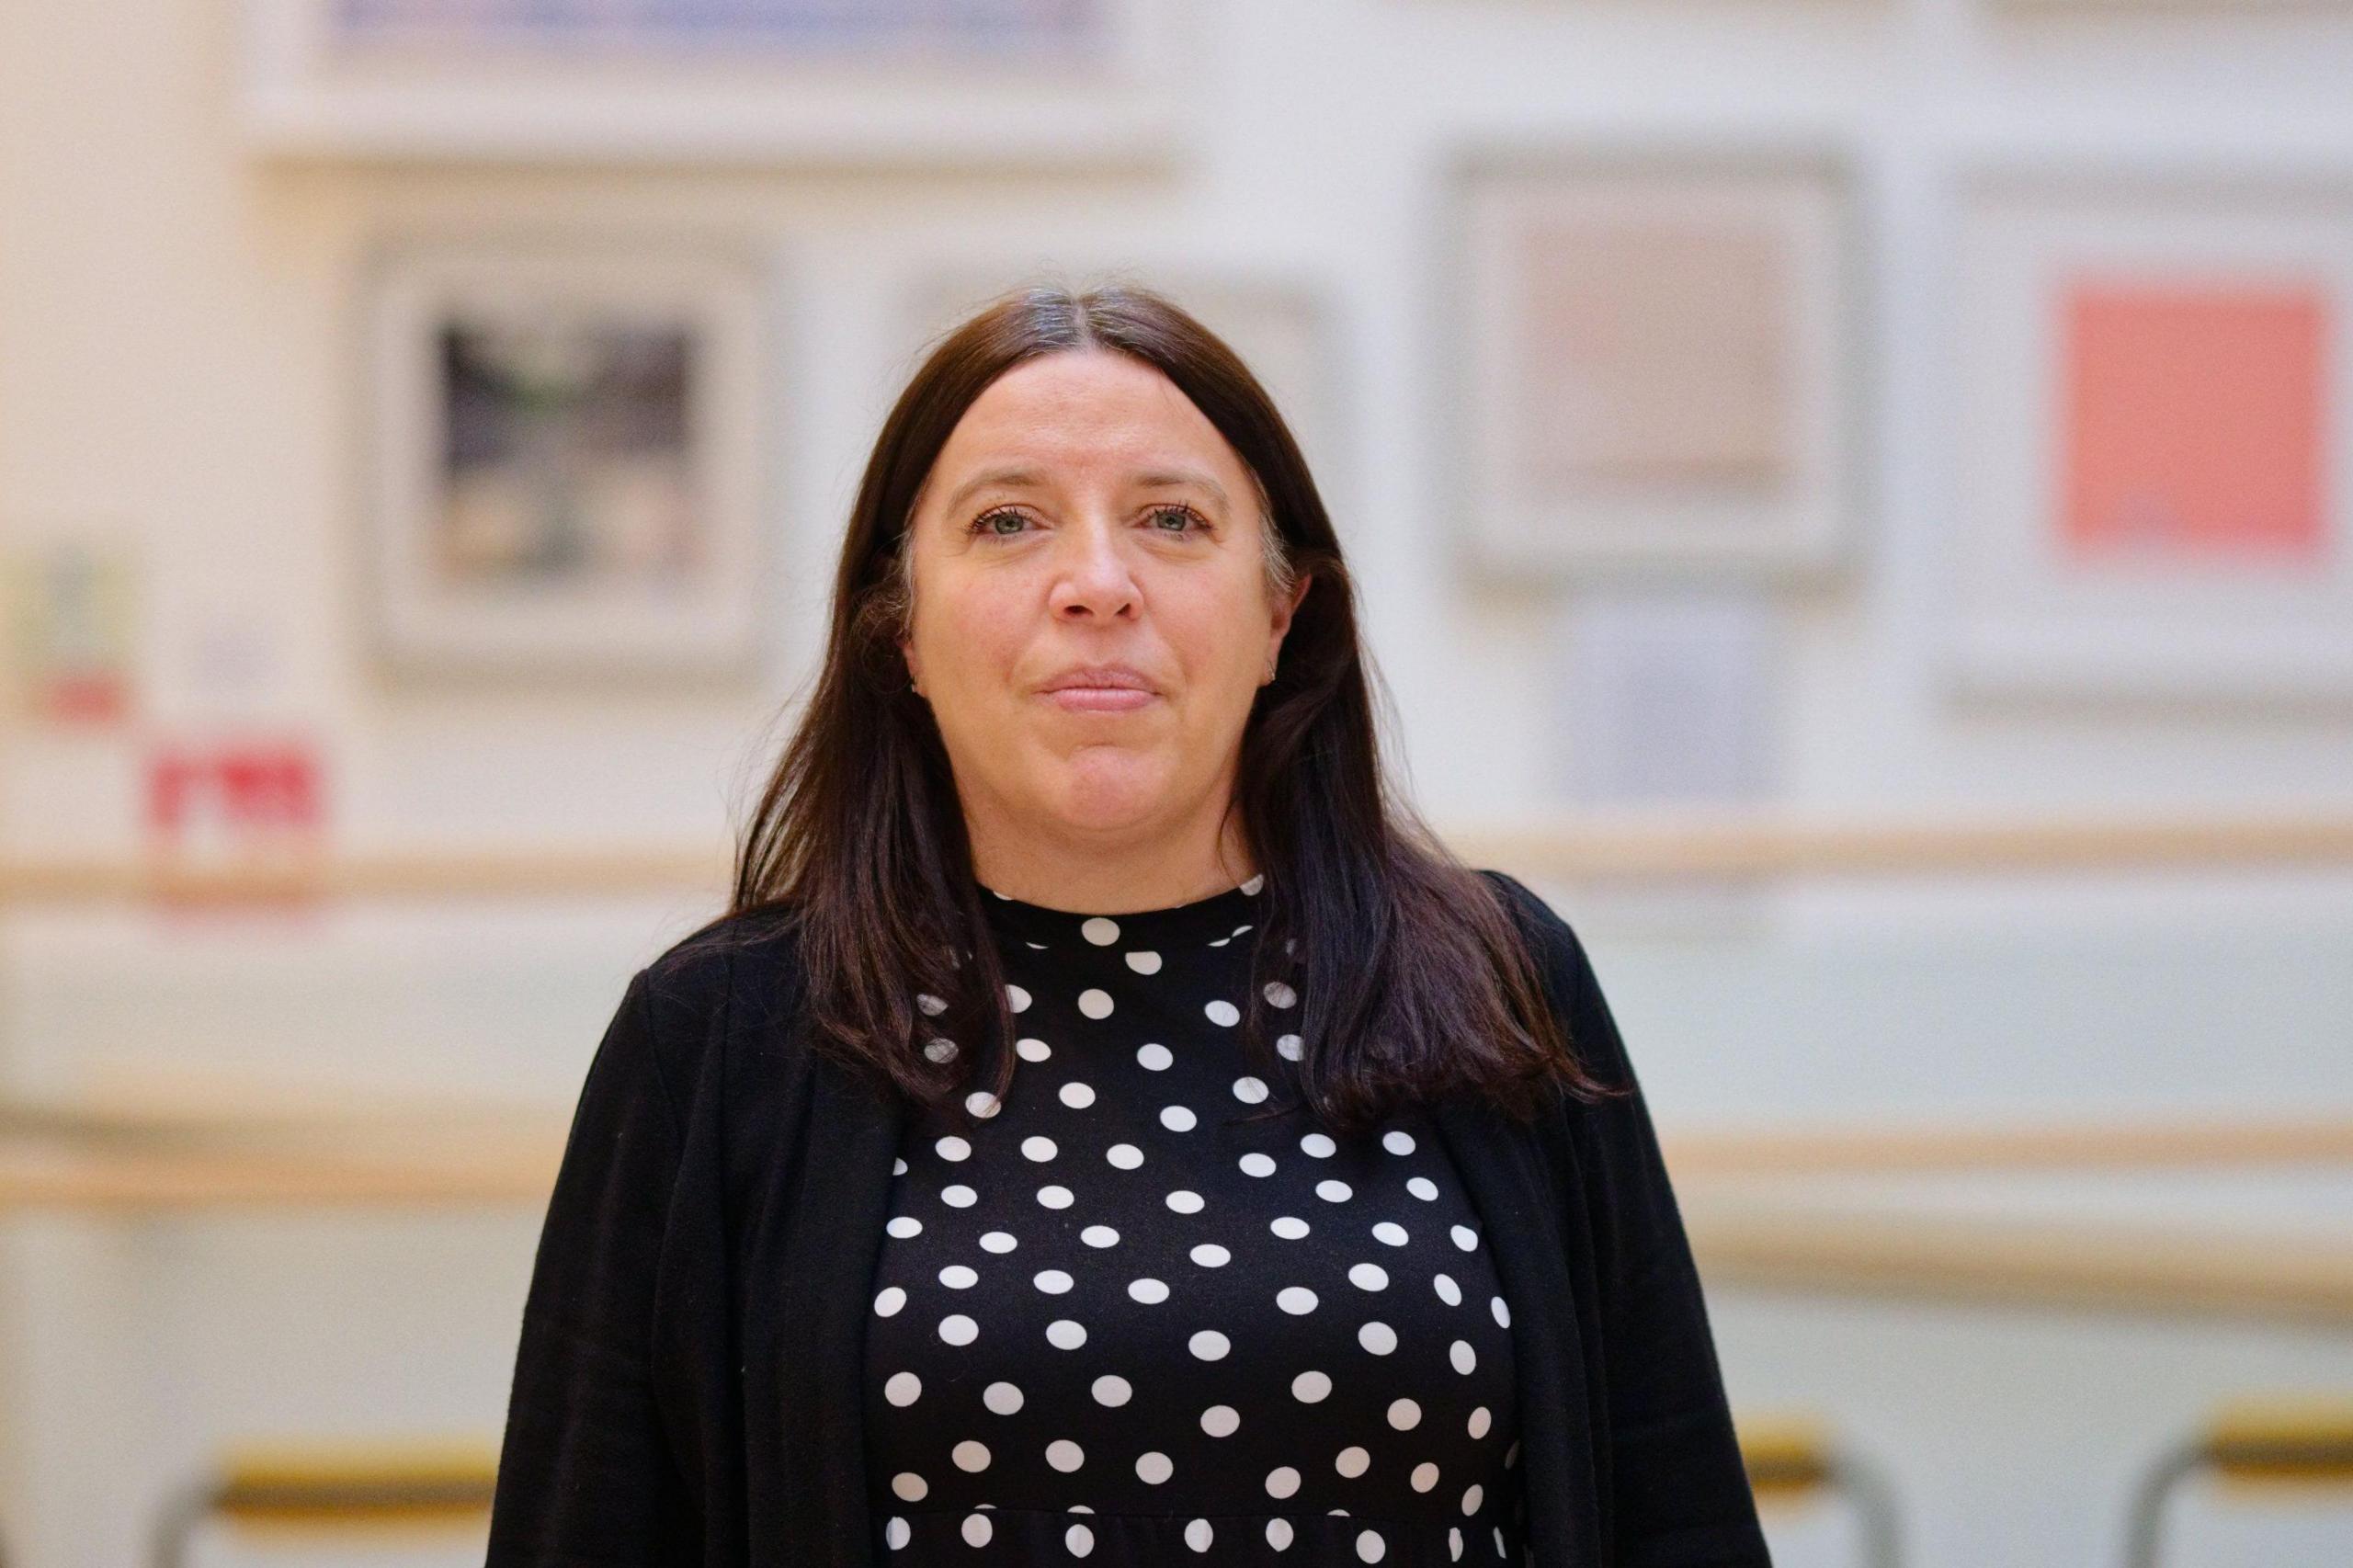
top-left (1485, 871), bottom-right (1772, 1568)
top-left (485, 968), bottom-right (698, 1566)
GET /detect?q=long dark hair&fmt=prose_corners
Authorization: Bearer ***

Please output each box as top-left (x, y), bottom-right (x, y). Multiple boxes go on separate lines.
top-left (722, 281), bottom-right (1620, 1135)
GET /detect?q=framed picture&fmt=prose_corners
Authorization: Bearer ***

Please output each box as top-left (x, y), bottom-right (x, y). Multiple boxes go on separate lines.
top-left (1447, 145), bottom-right (1862, 580)
top-left (2, 537), bottom-right (139, 727)
top-left (241, 0), bottom-right (1186, 165)
top-left (1947, 165), bottom-right (2353, 704)
top-left (360, 234), bottom-right (772, 681)
top-left (897, 265), bottom-right (1350, 517)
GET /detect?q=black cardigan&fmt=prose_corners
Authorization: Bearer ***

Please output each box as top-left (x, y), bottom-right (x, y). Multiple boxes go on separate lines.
top-left (484, 869), bottom-right (1773, 1567)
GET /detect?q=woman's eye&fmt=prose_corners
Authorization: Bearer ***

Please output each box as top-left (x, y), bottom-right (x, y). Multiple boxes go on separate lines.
top-left (1151, 505), bottom-right (1206, 534)
top-left (970, 508), bottom-right (1029, 538)
top-left (967, 505), bottom-right (1208, 539)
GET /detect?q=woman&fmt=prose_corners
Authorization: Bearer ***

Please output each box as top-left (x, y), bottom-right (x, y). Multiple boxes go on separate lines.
top-left (485, 284), bottom-right (1770, 1567)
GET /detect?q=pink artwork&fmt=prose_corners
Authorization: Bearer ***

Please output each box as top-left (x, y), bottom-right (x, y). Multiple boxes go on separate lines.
top-left (2059, 279), bottom-right (2330, 568)
top-left (143, 739), bottom-right (328, 897)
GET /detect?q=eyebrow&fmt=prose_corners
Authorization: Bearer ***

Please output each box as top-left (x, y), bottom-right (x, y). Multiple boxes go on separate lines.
top-left (939, 463), bottom-right (1233, 516)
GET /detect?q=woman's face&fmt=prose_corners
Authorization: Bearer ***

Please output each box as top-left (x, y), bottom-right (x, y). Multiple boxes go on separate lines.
top-left (899, 347), bottom-right (1309, 855)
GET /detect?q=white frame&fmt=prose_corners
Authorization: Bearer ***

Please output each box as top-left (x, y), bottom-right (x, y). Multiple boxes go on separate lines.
top-left (359, 233), bottom-right (773, 681)
top-left (1446, 144), bottom-right (1863, 582)
top-left (1945, 163), bottom-right (2353, 705)
top-left (242, 0), bottom-right (1188, 166)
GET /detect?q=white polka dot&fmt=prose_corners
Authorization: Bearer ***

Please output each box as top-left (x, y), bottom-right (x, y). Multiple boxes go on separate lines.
top-left (874, 1286), bottom-right (906, 1316)
top-left (886, 1215), bottom-right (922, 1238)
top-left (1129, 1278), bottom-right (1170, 1304)
top-left (885, 1517), bottom-right (910, 1550)
top-left (1267, 1519), bottom-right (1294, 1550)
top-left (979, 1232), bottom-right (1017, 1254)
top-left (1166, 1189), bottom-right (1204, 1213)
top-left (1006, 983), bottom-right (1031, 1012)
top-left (1200, 1404), bottom-right (1240, 1437)
top-left (916, 991), bottom-right (948, 1016)
top-left (1232, 1074), bottom-right (1269, 1103)
top-left (1372, 1221), bottom-right (1408, 1246)
top-left (1408, 1176), bottom-right (1438, 1200)
top-left (1240, 1153), bottom-right (1277, 1177)
top-left (952, 1439), bottom-right (990, 1471)
top-left (1017, 1037), bottom-right (1051, 1062)
top-left (1276, 1286), bottom-right (1319, 1314)
top-left (1137, 1043), bottom-right (1173, 1071)
top-left (1184, 1518), bottom-right (1213, 1551)
top-left (983, 1381), bottom-right (1023, 1415)
top-left (1336, 1445), bottom-right (1370, 1478)
top-left (1065, 1522), bottom-right (1095, 1557)
top-left (892, 1157), bottom-right (906, 1175)
top-left (1242, 872), bottom-right (1266, 893)
top-left (1264, 981), bottom-right (1297, 1008)
top-left (1037, 1185), bottom-right (1074, 1209)
top-left (1388, 1397), bottom-right (1421, 1429)
top-left (941, 1185), bottom-right (977, 1209)
top-left (1358, 1321), bottom-right (1397, 1355)
top-left (1492, 1296), bottom-right (1511, 1327)
top-left (1136, 1451), bottom-right (1174, 1483)
top-left (1461, 1483), bottom-right (1483, 1516)
top-left (965, 1091), bottom-right (1000, 1119)
top-left (1081, 1224), bottom-right (1120, 1247)
top-left (891, 1471), bottom-right (926, 1501)
top-left (1204, 999), bottom-right (1240, 1027)
top-left (923, 1038), bottom-right (958, 1062)
top-left (1046, 1319), bottom-right (1086, 1349)
top-left (1021, 1135), bottom-right (1058, 1162)
top-left (1034, 1269), bottom-right (1074, 1293)
top-left (1190, 1243), bottom-right (1231, 1267)
top-left (1450, 1339), bottom-right (1477, 1373)
top-left (1468, 1405), bottom-right (1492, 1438)
top-left (1060, 1081), bottom-right (1096, 1108)
top-left (1301, 1132), bottom-right (1336, 1158)
top-left (938, 1314), bottom-right (977, 1346)
top-left (934, 1136), bottom-right (971, 1162)
top-left (1265, 1465), bottom-right (1302, 1499)
top-left (1080, 916), bottom-right (1120, 945)
top-left (1357, 1528), bottom-right (1386, 1562)
top-left (1188, 1329), bottom-right (1230, 1360)
top-left (1381, 1129), bottom-right (1416, 1154)
top-left (1495, 1526), bottom-right (1507, 1555)
top-left (1127, 950), bottom-right (1163, 974)
top-left (885, 1371), bottom-right (922, 1406)
top-left (1270, 1215), bottom-right (1310, 1240)
top-left (1349, 1263), bottom-right (1389, 1290)
top-left (1451, 1223), bottom-right (1479, 1251)
top-left (1292, 1370), bottom-right (1331, 1402)
top-left (1412, 1461), bottom-right (1440, 1492)
top-left (1449, 1526), bottom-right (1462, 1560)
top-left (1108, 1143), bottom-right (1144, 1168)
top-left (938, 1265), bottom-right (977, 1289)
top-left (961, 1513), bottom-right (992, 1547)
top-left (1092, 1374), bottom-right (1131, 1406)
top-left (1316, 1179), bottom-right (1353, 1202)
top-left (1434, 1273), bottom-right (1462, 1306)
top-left (1078, 988), bottom-right (1113, 1018)
top-left (1045, 1438), bottom-right (1085, 1471)
top-left (1160, 1106), bottom-right (1198, 1132)
top-left (1277, 1033), bottom-right (1303, 1061)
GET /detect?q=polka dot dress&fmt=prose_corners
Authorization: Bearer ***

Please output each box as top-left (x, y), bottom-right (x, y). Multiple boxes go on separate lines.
top-left (864, 874), bottom-right (1527, 1564)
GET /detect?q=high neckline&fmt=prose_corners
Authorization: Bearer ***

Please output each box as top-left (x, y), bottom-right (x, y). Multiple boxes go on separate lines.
top-left (975, 871), bottom-right (1267, 952)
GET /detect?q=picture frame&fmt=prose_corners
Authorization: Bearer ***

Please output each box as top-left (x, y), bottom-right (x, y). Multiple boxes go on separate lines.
top-left (241, 0), bottom-right (1187, 167)
top-left (1945, 163), bottom-right (2353, 705)
top-left (1445, 143), bottom-right (1863, 582)
top-left (895, 264), bottom-right (1353, 518)
top-left (358, 233), bottom-right (773, 682)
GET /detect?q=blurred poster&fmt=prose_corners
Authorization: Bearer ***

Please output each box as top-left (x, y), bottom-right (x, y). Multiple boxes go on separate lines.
top-left (143, 737), bottom-right (328, 892)
top-left (329, 0), bottom-right (1103, 55)
top-left (1949, 169), bottom-right (2353, 702)
top-left (1552, 585), bottom-right (1779, 805)
top-left (4, 540), bottom-right (137, 727)
top-left (366, 238), bottom-right (768, 679)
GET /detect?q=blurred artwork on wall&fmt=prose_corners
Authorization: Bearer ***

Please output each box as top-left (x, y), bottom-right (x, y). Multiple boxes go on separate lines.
top-left (1450, 147), bottom-right (1859, 580)
top-left (2, 539), bottom-right (138, 728)
top-left (142, 736), bottom-right (328, 900)
top-left (240, 0), bottom-right (1182, 164)
top-left (1949, 169), bottom-right (2352, 703)
top-left (362, 236), bottom-right (769, 681)
top-left (1552, 585), bottom-right (1780, 807)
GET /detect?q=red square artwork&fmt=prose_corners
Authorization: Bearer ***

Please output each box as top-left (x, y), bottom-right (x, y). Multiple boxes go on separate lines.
top-left (2059, 280), bottom-right (2330, 566)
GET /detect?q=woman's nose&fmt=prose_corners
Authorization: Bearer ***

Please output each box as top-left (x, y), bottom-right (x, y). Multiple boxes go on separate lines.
top-left (1050, 517), bottom-right (1140, 619)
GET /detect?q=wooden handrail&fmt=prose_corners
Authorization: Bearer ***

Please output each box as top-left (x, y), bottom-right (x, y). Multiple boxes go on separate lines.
top-left (6, 807), bottom-right (2353, 903)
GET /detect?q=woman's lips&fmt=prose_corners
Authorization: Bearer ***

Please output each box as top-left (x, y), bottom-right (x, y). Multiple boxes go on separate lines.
top-left (1042, 686), bottom-right (1156, 712)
